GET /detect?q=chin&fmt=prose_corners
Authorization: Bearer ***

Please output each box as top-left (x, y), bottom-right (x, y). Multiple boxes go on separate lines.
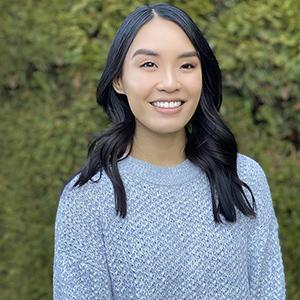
top-left (151, 126), bottom-right (185, 135)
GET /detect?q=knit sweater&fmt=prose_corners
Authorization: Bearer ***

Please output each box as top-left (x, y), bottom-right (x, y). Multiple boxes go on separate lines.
top-left (53, 152), bottom-right (286, 299)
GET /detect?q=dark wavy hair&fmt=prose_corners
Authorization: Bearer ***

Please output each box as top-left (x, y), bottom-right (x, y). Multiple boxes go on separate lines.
top-left (71, 2), bottom-right (257, 223)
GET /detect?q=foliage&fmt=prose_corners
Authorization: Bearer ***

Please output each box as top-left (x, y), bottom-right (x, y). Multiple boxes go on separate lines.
top-left (209, 0), bottom-right (300, 150)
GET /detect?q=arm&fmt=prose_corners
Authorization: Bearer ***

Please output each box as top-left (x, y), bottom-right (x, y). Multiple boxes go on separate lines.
top-left (247, 162), bottom-right (286, 299)
top-left (53, 176), bottom-right (113, 299)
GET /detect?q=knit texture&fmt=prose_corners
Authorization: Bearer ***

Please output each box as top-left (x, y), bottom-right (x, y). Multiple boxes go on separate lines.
top-left (53, 153), bottom-right (286, 299)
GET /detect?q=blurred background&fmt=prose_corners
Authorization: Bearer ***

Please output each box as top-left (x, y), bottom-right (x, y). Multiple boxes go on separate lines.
top-left (0, 0), bottom-right (299, 299)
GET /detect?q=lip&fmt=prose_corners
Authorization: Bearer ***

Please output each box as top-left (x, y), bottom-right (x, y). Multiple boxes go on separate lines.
top-left (150, 98), bottom-right (186, 103)
top-left (149, 101), bottom-right (184, 115)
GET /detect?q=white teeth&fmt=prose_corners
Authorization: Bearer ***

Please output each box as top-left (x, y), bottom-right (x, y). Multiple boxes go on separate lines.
top-left (152, 101), bottom-right (182, 108)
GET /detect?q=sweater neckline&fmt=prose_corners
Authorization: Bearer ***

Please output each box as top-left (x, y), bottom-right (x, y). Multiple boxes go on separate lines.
top-left (117, 154), bottom-right (201, 185)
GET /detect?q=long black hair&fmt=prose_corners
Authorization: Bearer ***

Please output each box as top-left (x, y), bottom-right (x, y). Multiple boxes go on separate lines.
top-left (72, 3), bottom-right (257, 223)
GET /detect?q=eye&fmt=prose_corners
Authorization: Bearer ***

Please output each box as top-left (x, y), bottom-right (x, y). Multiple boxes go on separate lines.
top-left (181, 63), bottom-right (195, 69)
top-left (140, 61), bottom-right (157, 68)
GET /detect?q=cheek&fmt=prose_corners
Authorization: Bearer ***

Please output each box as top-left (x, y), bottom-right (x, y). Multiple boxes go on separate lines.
top-left (124, 72), bottom-right (154, 104)
top-left (184, 73), bottom-right (202, 99)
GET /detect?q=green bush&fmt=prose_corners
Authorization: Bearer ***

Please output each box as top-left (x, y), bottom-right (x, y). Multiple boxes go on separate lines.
top-left (209, 0), bottom-right (300, 149)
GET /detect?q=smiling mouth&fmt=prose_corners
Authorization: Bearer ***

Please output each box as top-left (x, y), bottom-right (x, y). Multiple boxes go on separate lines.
top-left (150, 101), bottom-right (185, 107)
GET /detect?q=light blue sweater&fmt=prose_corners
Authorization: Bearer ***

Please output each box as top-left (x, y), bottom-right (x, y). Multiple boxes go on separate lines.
top-left (53, 153), bottom-right (286, 299)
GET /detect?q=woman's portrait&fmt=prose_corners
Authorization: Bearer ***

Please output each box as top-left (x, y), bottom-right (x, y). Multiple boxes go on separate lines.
top-left (1, 1), bottom-right (299, 300)
top-left (52, 2), bottom-right (286, 299)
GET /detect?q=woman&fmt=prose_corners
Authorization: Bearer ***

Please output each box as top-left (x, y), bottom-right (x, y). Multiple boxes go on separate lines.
top-left (53, 3), bottom-right (286, 299)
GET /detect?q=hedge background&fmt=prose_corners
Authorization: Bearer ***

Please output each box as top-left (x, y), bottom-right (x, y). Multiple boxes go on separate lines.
top-left (0, 0), bottom-right (299, 299)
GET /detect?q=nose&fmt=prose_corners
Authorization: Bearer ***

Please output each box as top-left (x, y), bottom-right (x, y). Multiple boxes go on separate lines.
top-left (156, 69), bottom-right (181, 92)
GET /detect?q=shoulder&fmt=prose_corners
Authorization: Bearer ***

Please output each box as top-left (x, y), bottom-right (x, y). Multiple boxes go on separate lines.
top-left (236, 152), bottom-right (271, 198)
top-left (54, 171), bottom-right (114, 263)
top-left (56, 170), bottom-right (114, 220)
top-left (59, 169), bottom-right (113, 197)
top-left (236, 152), bottom-right (268, 183)
top-left (237, 152), bottom-right (277, 223)
top-left (236, 152), bottom-right (271, 199)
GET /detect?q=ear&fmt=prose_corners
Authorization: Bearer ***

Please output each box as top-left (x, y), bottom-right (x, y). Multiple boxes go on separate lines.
top-left (112, 77), bottom-right (125, 95)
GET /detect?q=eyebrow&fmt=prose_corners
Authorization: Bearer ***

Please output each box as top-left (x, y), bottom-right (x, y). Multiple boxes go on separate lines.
top-left (131, 48), bottom-right (200, 59)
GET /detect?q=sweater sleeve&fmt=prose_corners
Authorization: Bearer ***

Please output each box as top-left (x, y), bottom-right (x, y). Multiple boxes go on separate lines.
top-left (247, 161), bottom-right (286, 299)
top-left (53, 176), bottom-right (113, 300)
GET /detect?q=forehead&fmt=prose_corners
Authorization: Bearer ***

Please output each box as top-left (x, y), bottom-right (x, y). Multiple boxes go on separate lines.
top-left (126, 17), bottom-right (196, 57)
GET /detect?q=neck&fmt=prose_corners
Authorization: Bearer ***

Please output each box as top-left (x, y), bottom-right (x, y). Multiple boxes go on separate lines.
top-left (126, 125), bottom-right (187, 167)
top-left (118, 153), bottom-right (200, 186)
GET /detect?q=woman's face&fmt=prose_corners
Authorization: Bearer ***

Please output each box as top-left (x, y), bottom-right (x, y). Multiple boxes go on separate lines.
top-left (113, 17), bottom-right (202, 136)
